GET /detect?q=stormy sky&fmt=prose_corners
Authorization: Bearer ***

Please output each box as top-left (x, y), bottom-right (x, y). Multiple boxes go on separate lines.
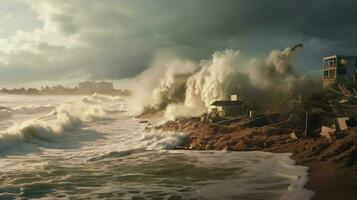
top-left (0, 0), bottom-right (356, 87)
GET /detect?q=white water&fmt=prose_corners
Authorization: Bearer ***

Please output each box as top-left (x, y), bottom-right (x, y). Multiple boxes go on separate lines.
top-left (0, 94), bottom-right (314, 200)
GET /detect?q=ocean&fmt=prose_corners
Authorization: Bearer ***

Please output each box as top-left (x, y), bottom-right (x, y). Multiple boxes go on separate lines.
top-left (0, 94), bottom-right (314, 200)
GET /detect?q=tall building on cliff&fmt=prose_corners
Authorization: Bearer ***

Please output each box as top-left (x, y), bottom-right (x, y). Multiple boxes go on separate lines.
top-left (323, 55), bottom-right (357, 88)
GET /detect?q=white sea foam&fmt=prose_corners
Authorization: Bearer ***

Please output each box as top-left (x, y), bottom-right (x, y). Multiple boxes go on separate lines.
top-left (140, 130), bottom-right (187, 150)
top-left (53, 101), bottom-right (108, 121)
top-left (82, 93), bottom-right (123, 104)
top-left (0, 104), bottom-right (54, 120)
top-left (0, 101), bottom-right (108, 152)
top-left (0, 95), bottom-right (314, 200)
top-left (179, 151), bottom-right (315, 200)
top-left (12, 104), bottom-right (54, 114)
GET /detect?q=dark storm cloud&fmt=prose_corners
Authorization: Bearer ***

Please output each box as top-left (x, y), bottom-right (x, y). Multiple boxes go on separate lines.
top-left (1, 0), bottom-right (356, 85)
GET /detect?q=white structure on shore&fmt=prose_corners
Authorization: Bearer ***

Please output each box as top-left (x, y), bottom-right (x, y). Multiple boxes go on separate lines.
top-left (78, 81), bottom-right (114, 93)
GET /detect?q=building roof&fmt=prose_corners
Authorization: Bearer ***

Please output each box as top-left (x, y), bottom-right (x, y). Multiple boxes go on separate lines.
top-left (324, 55), bottom-right (357, 60)
top-left (211, 100), bottom-right (243, 106)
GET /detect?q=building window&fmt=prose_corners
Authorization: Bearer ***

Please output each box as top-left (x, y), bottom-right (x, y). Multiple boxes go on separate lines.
top-left (339, 58), bottom-right (348, 66)
top-left (330, 70), bottom-right (336, 78)
top-left (324, 70), bottom-right (336, 79)
top-left (337, 68), bottom-right (346, 75)
top-left (324, 58), bottom-right (336, 67)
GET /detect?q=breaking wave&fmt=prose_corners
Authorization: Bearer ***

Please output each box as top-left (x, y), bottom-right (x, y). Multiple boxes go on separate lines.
top-left (0, 95), bottom-right (314, 200)
top-left (0, 101), bottom-right (108, 152)
top-left (129, 44), bottom-right (320, 120)
top-left (140, 130), bottom-right (187, 150)
top-left (86, 130), bottom-right (187, 162)
top-left (0, 104), bottom-right (55, 120)
top-left (12, 104), bottom-right (54, 114)
top-left (82, 93), bottom-right (123, 104)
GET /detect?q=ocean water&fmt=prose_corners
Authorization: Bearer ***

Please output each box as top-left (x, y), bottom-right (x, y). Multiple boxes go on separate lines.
top-left (0, 94), bottom-right (314, 200)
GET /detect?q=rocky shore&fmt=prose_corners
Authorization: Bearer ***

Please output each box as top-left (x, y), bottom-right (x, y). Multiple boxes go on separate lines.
top-left (148, 117), bottom-right (356, 200)
top-left (154, 118), bottom-right (355, 165)
top-left (140, 88), bottom-right (357, 199)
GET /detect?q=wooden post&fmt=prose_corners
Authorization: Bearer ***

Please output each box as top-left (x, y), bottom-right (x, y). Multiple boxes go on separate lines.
top-left (304, 111), bottom-right (309, 137)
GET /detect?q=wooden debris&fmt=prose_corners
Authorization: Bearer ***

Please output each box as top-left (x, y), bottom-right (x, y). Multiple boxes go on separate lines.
top-left (335, 117), bottom-right (349, 131)
top-left (290, 132), bottom-right (298, 140)
top-left (320, 126), bottom-right (335, 141)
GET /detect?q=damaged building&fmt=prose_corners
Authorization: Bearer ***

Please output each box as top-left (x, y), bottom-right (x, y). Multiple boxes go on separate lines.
top-left (323, 55), bottom-right (357, 88)
top-left (209, 95), bottom-right (249, 119)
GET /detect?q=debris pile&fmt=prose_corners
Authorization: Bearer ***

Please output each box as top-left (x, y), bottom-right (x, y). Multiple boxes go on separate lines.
top-left (149, 86), bottom-right (357, 167)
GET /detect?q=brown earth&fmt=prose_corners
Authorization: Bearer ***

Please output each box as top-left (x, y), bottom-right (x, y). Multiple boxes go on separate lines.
top-left (149, 118), bottom-right (357, 200)
top-left (140, 89), bottom-right (357, 199)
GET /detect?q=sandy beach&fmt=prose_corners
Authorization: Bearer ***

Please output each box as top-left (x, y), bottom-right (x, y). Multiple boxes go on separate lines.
top-left (140, 112), bottom-right (357, 200)
top-left (306, 163), bottom-right (357, 200)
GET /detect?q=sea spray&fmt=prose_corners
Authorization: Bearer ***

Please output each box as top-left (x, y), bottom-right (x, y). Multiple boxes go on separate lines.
top-left (164, 103), bottom-right (202, 121)
top-left (126, 53), bottom-right (198, 115)
top-left (129, 45), bottom-right (320, 120)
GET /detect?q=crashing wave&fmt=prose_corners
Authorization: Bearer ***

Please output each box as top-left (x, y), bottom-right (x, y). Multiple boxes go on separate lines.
top-left (0, 102), bottom-right (108, 152)
top-left (130, 45), bottom-right (315, 119)
top-left (140, 130), bottom-right (187, 150)
top-left (87, 130), bottom-right (187, 162)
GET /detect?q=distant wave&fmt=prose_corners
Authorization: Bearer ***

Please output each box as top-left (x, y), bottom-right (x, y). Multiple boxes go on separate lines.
top-left (0, 109), bottom-right (12, 120)
top-left (12, 104), bottom-right (54, 114)
top-left (82, 93), bottom-right (123, 104)
top-left (0, 105), bottom-right (55, 121)
top-left (0, 101), bottom-right (108, 152)
top-left (104, 109), bottom-right (126, 114)
top-left (82, 93), bottom-right (127, 114)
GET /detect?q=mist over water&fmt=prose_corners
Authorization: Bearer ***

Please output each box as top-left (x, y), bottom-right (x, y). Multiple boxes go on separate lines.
top-left (128, 45), bottom-right (320, 120)
top-left (0, 94), bottom-right (314, 199)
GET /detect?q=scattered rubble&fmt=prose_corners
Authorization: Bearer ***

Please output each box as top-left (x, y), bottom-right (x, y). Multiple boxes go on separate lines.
top-left (320, 126), bottom-right (335, 141)
top-left (149, 85), bottom-right (357, 168)
top-left (335, 117), bottom-right (349, 131)
top-left (290, 131), bottom-right (298, 140)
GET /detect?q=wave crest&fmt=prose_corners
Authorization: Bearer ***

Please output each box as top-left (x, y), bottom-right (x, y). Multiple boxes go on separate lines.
top-left (0, 102), bottom-right (108, 152)
top-left (82, 93), bottom-right (123, 104)
top-left (140, 130), bottom-right (187, 150)
top-left (12, 105), bottom-right (54, 114)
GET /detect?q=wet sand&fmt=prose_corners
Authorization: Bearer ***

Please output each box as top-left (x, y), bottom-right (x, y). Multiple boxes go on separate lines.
top-left (140, 114), bottom-right (357, 200)
top-left (306, 163), bottom-right (357, 200)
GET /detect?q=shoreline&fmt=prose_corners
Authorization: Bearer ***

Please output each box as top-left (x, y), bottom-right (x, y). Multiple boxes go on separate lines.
top-left (305, 162), bottom-right (357, 200)
top-left (139, 114), bottom-right (357, 200)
